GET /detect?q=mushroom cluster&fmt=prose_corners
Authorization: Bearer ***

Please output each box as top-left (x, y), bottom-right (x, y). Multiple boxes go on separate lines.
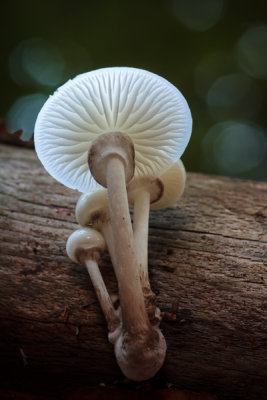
top-left (34, 67), bottom-right (192, 381)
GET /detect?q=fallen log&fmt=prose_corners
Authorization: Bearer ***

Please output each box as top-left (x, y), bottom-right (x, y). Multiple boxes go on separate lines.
top-left (0, 144), bottom-right (266, 400)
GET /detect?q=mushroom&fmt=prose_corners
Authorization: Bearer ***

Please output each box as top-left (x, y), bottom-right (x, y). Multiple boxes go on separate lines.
top-left (66, 227), bottom-right (119, 334)
top-left (34, 67), bottom-right (192, 380)
top-left (126, 176), bottom-right (163, 322)
top-left (87, 130), bottom-right (168, 381)
top-left (150, 160), bottom-right (186, 211)
top-left (127, 160), bottom-right (186, 320)
top-left (75, 189), bottom-right (116, 266)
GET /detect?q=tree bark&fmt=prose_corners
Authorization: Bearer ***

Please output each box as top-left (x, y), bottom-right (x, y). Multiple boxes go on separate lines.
top-left (0, 144), bottom-right (266, 400)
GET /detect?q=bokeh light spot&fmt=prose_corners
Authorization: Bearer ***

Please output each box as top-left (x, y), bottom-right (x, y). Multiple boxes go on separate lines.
top-left (203, 121), bottom-right (267, 176)
top-left (8, 38), bottom-right (65, 88)
top-left (172, 0), bottom-right (225, 31)
top-left (206, 74), bottom-right (262, 120)
top-left (237, 24), bottom-right (267, 80)
top-left (7, 94), bottom-right (48, 140)
top-left (194, 52), bottom-right (235, 99)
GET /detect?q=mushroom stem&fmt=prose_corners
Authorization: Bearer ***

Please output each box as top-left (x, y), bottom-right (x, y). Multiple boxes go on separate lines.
top-left (132, 189), bottom-right (160, 324)
top-left (133, 188), bottom-right (151, 290)
top-left (106, 157), bottom-right (149, 333)
top-left (101, 224), bottom-right (116, 268)
top-left (66, 228), bottom-right (120, 334)
top-left (82, 257), bottom-right (119, 333)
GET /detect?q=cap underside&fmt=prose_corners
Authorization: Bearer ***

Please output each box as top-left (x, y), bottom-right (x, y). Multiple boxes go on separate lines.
top-left (34, 67), bottom-right (192, 193)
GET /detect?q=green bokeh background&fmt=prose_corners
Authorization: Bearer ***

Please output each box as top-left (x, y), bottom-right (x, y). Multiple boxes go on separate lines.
top-left (1, 0), bottom-right (267, 181)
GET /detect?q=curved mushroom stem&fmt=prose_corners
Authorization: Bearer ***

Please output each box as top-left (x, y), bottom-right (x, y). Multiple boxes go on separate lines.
top-left (106, 157), bottom-right (149, 332)
top-left (105, 158), bottom-right (167, 380)
top-left (82, 256), bottom-right (119, 333)
top-left (88, 132), bottom-right (149, 332)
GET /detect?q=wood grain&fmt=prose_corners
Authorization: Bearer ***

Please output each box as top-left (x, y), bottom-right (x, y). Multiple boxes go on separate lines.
top-left (0, 144), bottom-right (266, 400)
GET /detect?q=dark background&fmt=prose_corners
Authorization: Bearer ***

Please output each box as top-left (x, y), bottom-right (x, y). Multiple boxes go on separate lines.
top-left (1, 0), bottom-right (267, 181)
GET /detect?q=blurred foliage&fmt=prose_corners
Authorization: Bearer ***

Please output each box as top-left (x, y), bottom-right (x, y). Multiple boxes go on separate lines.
top-left (1, 0), bottom-right (267, 181)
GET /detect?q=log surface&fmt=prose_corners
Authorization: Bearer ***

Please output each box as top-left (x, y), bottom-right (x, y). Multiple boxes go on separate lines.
top-left (0, 144), bottom-right (266, 400)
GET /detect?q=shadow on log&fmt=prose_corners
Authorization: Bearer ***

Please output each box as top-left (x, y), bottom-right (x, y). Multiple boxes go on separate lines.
top-left (0, 144), bottom-right (266, 399)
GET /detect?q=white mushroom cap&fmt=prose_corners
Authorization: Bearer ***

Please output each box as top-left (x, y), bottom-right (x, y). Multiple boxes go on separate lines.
top-left (127, 177), bottom-right (163, 204)
top-left (75, 189), bottom-right (109, 228)
top-left (127, 160), bottom-right (186, 209)
top-left (151, 159), bottom-right (186, 210)
top-left (66, 227), bottom-right (106, 263)
top-left (34, 67), bottom-right (192, 193)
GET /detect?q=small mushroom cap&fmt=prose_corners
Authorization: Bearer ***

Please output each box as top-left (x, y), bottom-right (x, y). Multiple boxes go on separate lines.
top-left (66, 227), bottom-right (106, 263)
top-left (127, 177), bottom-right (163, 204)
top-left (76, 189), bottom-right (110, 228)
top-left (35, 67), bottom-right (192, 193)
top-left (151, 160), bottom-right (186, 210)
